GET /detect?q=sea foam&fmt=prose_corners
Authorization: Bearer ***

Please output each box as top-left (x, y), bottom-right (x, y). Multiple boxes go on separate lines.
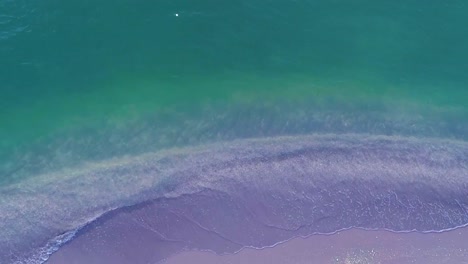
top-left (0, 134), bottom-right (466, 263)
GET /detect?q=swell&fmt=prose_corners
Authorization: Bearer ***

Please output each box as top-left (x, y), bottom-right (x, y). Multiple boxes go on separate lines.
top-left (0, 134), bottom-right (467, 263)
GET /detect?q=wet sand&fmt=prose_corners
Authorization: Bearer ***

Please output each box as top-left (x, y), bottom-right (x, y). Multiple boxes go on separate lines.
top-left (2, 135), bottom-right (466, 263)
top-left (164, 227), bottom-right (468, 264)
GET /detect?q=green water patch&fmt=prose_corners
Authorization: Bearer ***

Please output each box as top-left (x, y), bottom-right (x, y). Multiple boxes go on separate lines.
top-left (1, 72), bottom-right (466, 154)
top-left (0, 71), bottom-right (466, 187)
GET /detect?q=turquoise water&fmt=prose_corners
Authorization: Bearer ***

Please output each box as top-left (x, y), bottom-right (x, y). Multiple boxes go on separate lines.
top-left (1, 0), bottom-right (467, 184)
top-left (1, 2), bottom-right (468, 263)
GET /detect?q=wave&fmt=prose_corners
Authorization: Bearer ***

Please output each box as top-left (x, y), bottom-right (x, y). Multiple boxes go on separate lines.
top-left (0, 134), bottom-right (467, 263)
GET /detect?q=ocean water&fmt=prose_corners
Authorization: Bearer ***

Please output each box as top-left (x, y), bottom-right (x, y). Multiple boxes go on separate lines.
top-left (2, 0), bottom-right (467, 166)
top-left (1, 1), bottom-right (467, 263)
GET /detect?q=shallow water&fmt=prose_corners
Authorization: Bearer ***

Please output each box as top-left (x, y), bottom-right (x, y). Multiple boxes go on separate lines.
top-left (1, 135), bottom-right (467, 263)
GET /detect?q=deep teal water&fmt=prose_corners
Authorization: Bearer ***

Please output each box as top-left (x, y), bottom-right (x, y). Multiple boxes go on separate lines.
top-left (1, 0), bottom-right (467, 184)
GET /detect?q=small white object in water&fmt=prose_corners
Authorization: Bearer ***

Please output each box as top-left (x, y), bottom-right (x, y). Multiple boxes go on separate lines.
top-left (175, 13), bottom-right (179, 17)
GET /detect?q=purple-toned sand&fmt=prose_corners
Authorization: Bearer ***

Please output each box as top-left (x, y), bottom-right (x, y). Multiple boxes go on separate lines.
top-left (0, 135), bottom-right (467, 264)
top-left (163, 226), bottom-right (468, 264)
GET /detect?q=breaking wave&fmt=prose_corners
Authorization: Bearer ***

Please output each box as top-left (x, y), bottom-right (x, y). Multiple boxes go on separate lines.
top-left (1, 134), bottom-right (467, 263)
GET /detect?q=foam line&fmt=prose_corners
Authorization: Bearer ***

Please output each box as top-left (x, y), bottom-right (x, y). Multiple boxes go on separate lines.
top-left (0, 134), bottom-right (466, 263)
